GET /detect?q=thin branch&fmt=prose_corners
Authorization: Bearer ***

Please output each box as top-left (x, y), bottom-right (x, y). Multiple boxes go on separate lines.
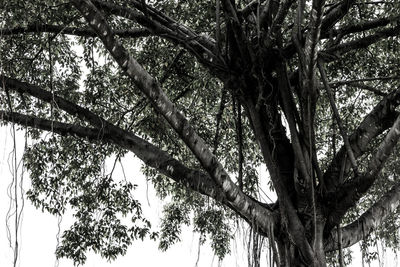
top-left (159, 50), bottom-right (185, 85)
top-left (282, 0), bottom-right (356, 60)
top-left (0, 23), bottom-right (150, 38)
top-left (330, 76), bottom-right (400, 85)
top-left (318, 59), bottom-right (359, 175)
top-left (340, 82), bottom-right (388, 96)
top-left (125, 0), bottom-right (216, 49)
top-left (236, 101), bottom-right (243, 191)
top-left (90, 0), bottom-right (227, 74)
top-left (213, 88), bottom-right (227, 154)
top-left (324, 25), bottom-right (400, 55)
top-left (220, 0), bottom-right (254, 64)
top-left (291, 0), bottom-right (306, 72)
top-left (321, 15), bottom-right (400, 39)
top-left (216, 0), bottom-right (221, 54)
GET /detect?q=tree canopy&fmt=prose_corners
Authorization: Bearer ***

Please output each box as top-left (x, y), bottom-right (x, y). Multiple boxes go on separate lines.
top-left (1, 0), bottom-right (400, 266)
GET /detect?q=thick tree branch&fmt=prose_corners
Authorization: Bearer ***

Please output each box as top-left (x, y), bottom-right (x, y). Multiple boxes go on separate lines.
top-left (320, 0), bottom-right (356, 34)
top-left (0, 109), bottom-right (278, 229)
top-left (70, 0), bottom-right (276, 234)
top-left (325, 182), bottom-right (400, 252)
top-left (1, 75), bottom-right (105, 128)
top-left (0, 77), bottom-right (277, 234)
top-left (0, 111), bottom-right (221, 199)
top-left (304, 0), bottom-right (325, 82)
top-left (325, 114), bottom-right (400, 234)
top-left (245, 98), bottom-right (315, 264)
top-left (266, 0), bottom-right (294, 44)
top-left (278, 63), bottom-right (310, 185)
top-left (0, 23), bottom-right (150, 38)
top-left (238, 0), bottom-right (260, 18)
top-left (323, 87), bottom-right (400, 192)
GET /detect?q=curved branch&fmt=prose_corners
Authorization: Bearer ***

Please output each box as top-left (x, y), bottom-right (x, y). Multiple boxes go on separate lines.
top-left (0, 110), bottom-right (222, 197)
top-left (71, 1), bottom-right (277, 233)
top-left (72, 0), bottom-right (239, 198)
top-left (0, 110), bottom-right (231, 210)
top-left (0, 23), bottom-right (150, 38)
top-left (0, 77), bottom-right (276, 234)
top-left (325, 182), bottom-right (400, 252)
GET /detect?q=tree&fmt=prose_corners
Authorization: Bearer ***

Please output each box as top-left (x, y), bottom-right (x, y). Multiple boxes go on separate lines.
top-left (1, 0), bottom-right (400, 266)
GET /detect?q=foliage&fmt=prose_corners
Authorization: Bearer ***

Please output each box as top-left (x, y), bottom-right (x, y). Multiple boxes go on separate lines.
top-left (1, 0), bottom-right (400, 266)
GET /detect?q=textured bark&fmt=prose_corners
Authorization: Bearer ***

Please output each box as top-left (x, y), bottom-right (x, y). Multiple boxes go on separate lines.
top-left (323, 88), bottom-right (400, 193)
top-left (325, 182), bottom-right (400, 252)
top-left (325, 114), bottom-right (400, 234)
top-left (3, 0), bottom-right (400, 265)
top-left (69, 1), bottom-right (276, 236)
top-left (0, 77), bottom-right (275, 236)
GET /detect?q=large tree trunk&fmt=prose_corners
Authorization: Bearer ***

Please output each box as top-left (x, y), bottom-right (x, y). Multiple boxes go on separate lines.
top-left (274, 213), bottom-right (327, 267)
top-left (275, 228), bottom-right (327, 266)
